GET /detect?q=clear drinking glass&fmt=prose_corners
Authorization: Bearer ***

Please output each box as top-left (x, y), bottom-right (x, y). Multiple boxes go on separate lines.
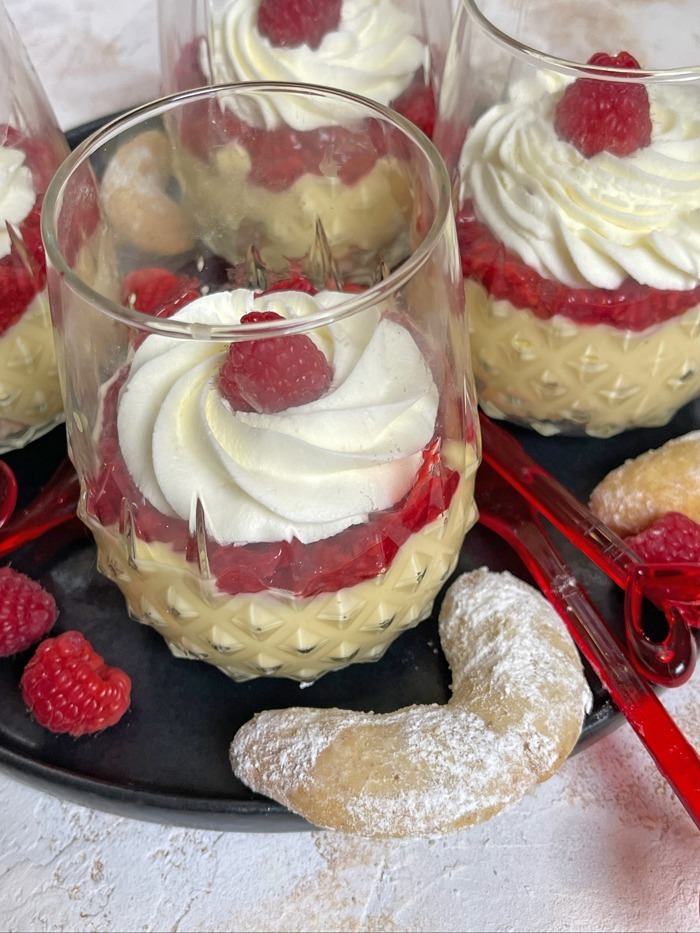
top-left (158, 0), bottom-right (454, 140)
top-left (435, 0), bottom-right (700, 438)
top-left (0, 1), bottom-right (69, 451)
top-left (42, 84), bottom-right (480, 683)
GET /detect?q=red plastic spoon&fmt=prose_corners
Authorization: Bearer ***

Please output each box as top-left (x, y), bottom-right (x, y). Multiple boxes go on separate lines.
top-left (0, 458), bottom-right (80, 558)
top-left (0, 460), bottom-right (18, 529)
top-left (479, 413), bottom-right (698, 688)
top-left (477, 460), bottom-right (700, 833)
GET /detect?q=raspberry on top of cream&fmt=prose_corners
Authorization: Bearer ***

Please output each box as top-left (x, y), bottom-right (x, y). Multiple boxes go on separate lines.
top-left (117, 288), bottom-right (439, 547)
top-left (458, 72), bottom-right (700, 292)
top-left (206, 0), bottom-right (426, 131)
top-left (0, 144), bottom-right (34, 258)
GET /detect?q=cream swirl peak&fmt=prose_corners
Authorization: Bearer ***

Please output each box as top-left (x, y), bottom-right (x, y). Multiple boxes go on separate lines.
top-left (459, 73), bottom-right (700, 291)
top-left (0, 145), bottom-right (34, 259)
top-left (117, 288), bottom-right (439, 546)
top-left (205, 0), bottom-right (426, 132)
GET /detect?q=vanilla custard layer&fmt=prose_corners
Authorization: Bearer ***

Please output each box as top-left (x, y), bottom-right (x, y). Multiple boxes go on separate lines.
top-left (173, 143), bottom-right (414, 275)
top-left (467, 280), bottom-right (700, 438)
top-left (84, 470), bottom-right (477, 683)
top-left (0, 290), bottom-right (64, 446)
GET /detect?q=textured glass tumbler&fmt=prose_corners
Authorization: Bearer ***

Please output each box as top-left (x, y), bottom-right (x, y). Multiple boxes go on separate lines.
top-left (0, 1), bottom-right (69, 451)
top-left (42, 84), bottom-right (480, 682)
top-left (436, 0), bottom-right (700, 438)
top-left (158, 0), bottom-right (454, 140)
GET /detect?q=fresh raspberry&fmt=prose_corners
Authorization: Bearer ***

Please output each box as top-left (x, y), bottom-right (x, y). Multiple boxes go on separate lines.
top-left (0, 567), bottom-right (57, 656)
top-left (554, 51), bottom-right (652, 158)
top-left (120, 268), bottom-right (200, 318)
top-left (20, 630), bottom-right (131, 736)
top-left (219, 309), bottom-right (333, 413)
top-left (624, 512), bottom-right (700, 563)
top-left (257, 0), bottom-right (342, 50)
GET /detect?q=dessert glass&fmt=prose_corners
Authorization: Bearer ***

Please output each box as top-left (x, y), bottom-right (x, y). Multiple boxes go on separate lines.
top-left (42, 84), bottom-right (480, 682)
top-left (435, 0), bottom-right (700, 438)
top-left (158, 0), bottom-right (454, 140)
top-left (0, 1), bottom-right (70, 451)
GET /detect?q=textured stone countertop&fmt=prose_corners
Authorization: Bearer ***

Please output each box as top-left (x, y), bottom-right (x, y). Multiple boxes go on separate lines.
top-left (1, 0), bottom-right (700, 930)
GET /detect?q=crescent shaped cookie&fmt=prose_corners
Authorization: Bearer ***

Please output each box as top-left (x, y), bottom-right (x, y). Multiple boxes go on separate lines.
top-left (589, 430), bottom-right (700, 537)
top-left (101, 129), bottom-right (193, 256)
top-left (230, 568), bottom-right (592, 838)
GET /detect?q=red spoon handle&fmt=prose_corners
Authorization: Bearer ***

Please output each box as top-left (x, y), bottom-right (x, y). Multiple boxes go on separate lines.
top-left (0, 460), bottom-right (18, 529)
top-left (0, 459), bottom-right (80, 558)
top-left (477, 476), bottom-right (700, 832)
top-left (479, 412), bottom-right (698, 686)
top-left (479, 412), bottom-right (637, 587)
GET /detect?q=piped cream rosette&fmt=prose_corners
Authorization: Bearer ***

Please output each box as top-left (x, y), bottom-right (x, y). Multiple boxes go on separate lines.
top-left (87, 287), bottom-right (477, 681)
top-left (458, 72), bottom-right (700, 437)
top-left (206, 0), bottom-right (427, 132)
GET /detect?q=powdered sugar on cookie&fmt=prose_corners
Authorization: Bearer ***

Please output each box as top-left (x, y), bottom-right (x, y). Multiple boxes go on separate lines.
top-left (230, 569), bottom-right (592, 838)
top-left (589, 430), bottom-right (700, 537)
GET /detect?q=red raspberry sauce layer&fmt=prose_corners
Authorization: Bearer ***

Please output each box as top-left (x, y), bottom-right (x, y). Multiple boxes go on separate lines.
top-left (0, 125), bottom-right (57, 335)
top-left (173, 39), bottom-right (435, 191)
top-left (457, 202), bottom-right (700, 332)
top-left (85, 371), bottom-right (459, 600)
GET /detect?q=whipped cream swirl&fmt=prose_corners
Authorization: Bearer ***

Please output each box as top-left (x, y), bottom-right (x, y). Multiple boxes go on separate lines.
top-left (206, 0), bottom-right (426, 132)
top-left (459, 73), bottom-right (700, 290)
top-left (0, 145), bottom-right (34, 259)
top-left (117, 288), bottom-right (439, 545)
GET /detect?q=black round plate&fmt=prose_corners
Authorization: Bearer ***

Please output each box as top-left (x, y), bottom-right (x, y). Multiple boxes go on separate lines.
top-left (3, 397), bottom-right (699, 831)
top-left (0, 118), bottom-right (696, 832)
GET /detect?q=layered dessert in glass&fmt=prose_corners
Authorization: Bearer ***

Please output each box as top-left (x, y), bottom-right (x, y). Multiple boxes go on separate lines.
top-left (167, 87), bottom-right (420, 275)
top-left (0, 2), bottom-right (70, 450)
top-left (42, 84), bottom-right (480, 682)
top-left (436, 0), bottom-right (700, 438)
top-left (159, 0), bottom-right (453, 140)
top-left (157, 0), bottom-right (452, 277)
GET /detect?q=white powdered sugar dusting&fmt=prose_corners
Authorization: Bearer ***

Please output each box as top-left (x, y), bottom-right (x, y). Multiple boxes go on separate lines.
top-left (589, 429), bottom-right (700, 536)
top-left (230, 569), bottom-right (592, 838)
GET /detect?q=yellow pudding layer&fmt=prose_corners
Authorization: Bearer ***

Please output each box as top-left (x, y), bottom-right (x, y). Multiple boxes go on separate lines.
top-left (0, 290), bottom-right (64, 448)
top-left (466, 280), bottom-right (700, 438)
top-left (173, 142), bottom-right (414, 276)
top-left (83, 468), bottom-right (477, 683)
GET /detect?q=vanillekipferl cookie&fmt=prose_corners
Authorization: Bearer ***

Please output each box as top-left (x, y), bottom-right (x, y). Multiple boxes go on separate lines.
top-left (589, 430), bottom-right (700, 537)
top-left (229, 568), bottom-right (592, 838)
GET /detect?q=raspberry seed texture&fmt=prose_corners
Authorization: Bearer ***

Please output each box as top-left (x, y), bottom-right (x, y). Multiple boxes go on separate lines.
top-left (0, 566), bottom-right (57, 656)
top-left (219, 309), bottom-right (333, 413)
top-left (21, 630), bottom-right (131, 736)
top-left (624, 511), bottom-right (700, 564)
top-left (257, 0), bottom-right (343, 50)
top-left (554, 51), bottom-right (652, 158)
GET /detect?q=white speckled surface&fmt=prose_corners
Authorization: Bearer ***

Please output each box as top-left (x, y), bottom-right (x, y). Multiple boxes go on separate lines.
top-left (1, 0), bottom-right (700, 930)
top-left (4, 0), bottom-right (160, 131)
top-left (1, 704), bottom-right (700, 932)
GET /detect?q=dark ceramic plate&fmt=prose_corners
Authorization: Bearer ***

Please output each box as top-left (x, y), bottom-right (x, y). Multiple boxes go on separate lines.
top-left (0, 118), bottom-right (697, 832)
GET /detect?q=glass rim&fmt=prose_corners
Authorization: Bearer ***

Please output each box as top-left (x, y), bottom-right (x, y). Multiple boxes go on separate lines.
top-left (460, 0), bottom-right (700, 82)
top-left (41, 81), bottom-right (454, 341)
